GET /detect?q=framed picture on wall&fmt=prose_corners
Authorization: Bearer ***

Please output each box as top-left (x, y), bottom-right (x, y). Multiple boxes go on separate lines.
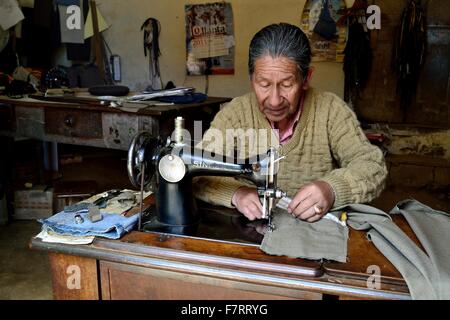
top-left (301, 0), bottom-right (347, 62)
top-left (185, 2), bottom-right (235, 75)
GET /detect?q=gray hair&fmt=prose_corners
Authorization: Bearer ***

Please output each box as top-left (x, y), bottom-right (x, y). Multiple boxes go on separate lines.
top-left (248, 23), bottom-right (311, 77)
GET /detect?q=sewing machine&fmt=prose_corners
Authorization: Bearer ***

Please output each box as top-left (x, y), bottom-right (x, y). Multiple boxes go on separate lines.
top-left (127, 117), bottom-right (286, 236)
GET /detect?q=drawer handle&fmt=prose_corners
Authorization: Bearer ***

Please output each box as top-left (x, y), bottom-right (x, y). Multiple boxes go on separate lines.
top-left (64, 115), bottom-right (75, 128)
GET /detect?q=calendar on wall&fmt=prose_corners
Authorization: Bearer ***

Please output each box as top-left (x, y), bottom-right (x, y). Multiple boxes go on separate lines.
top-left (185, 2), bottom-right (235, 76)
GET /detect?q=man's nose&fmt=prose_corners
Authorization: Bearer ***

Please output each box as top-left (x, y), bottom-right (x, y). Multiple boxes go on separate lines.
top-left (268, 87), bottom-right (283, 107)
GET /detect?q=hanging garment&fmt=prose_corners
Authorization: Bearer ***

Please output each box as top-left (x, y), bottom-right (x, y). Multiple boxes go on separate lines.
top-left (261, 199), bottom-right (450, 300)
top-left (66, 0), bottom-right (91, 61)
top-left (394, 0), bottom-right (427, 114)
top-left (0, 0), bottom-right (25, 30)
top-left (58, 4), bottom-right (84, 44)
top-left (342, 1), bottom-right (372, 107)
top-left (141, 18), bottom-right (162, 90)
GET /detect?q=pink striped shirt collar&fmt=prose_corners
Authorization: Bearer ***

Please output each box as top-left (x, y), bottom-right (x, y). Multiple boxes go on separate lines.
top-left (269, 97), bottom-right (304, 145)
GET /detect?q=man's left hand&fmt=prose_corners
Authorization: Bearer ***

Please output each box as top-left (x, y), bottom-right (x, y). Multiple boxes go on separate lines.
top-left (288, 181), bottom-right (335, 223)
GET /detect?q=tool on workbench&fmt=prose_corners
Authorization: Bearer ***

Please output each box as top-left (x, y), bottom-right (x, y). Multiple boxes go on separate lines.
top-left (87, 206), bottom-right (103, 223)
top-left (92, 189), bottom-right (122, 207)
top-left (127, 117), bottom-right (286, 235)
top-left (74, 214), bottom-right (84, 224)
top-left (63, 189), bottom-right (121, 213)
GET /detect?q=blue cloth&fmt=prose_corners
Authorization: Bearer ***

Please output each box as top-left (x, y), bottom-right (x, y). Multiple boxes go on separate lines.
top-left (156, 93), bottom-right (208, 104)
top-left (38, 210), bottom-right (138, 239)
top-left (55, 0), bottom-right (80, 5)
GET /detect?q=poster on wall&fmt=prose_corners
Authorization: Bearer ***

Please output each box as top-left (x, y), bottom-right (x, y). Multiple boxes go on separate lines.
top-left (300, 0), bottom-right (347, 62)
top-left (185, 2), bottom-right (235, 75)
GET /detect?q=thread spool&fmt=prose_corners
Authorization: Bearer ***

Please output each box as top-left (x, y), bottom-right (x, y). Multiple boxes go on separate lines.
top-left (174, 116), bottom-right (185, 145)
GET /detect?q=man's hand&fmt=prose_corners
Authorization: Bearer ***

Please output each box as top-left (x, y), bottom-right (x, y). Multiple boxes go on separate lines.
top-left (288, 181), bottom-right (335, 223)
top-left (231, 187), bottom-right (263, 221)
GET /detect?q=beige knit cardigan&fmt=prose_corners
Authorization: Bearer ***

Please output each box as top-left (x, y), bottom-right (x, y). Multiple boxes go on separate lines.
top-left (192, 89), bottom-right (387, 209)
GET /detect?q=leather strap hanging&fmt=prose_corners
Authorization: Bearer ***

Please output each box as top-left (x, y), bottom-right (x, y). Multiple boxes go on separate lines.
top-left (394, 0), bottom-right (427, 119)
top-left (141, 18), bottom-right (162, 90)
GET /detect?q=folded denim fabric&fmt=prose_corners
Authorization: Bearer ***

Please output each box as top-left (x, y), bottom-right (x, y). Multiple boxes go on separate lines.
top-left (260, 208), bottom-right (349, 263)
top-left (38, 210), bottom-right (138, 239)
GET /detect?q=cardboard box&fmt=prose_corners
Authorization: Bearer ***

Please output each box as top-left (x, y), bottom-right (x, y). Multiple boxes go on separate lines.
top-left (14, 186), bottom-right (53, 220)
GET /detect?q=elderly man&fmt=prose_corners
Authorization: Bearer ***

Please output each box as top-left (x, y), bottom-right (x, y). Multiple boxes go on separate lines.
top-left (193, 23), bottom-right (387, 223)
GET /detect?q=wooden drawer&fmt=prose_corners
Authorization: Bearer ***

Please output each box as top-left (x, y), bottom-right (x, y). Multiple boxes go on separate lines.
top-left (99, 261), bottom-right (322, 300)
top-left (45, 109), bottom-right (102, 139)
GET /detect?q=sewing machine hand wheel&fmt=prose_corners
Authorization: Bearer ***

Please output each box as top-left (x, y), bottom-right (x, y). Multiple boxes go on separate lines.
top-left (127, 132), bottom-right (159, 189)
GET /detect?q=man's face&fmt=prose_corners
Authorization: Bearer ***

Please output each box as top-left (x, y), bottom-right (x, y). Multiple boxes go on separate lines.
top-left (251, 56), bottom-right (305, 123)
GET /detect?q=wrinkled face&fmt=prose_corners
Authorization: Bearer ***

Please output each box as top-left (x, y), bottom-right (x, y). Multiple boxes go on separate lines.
top-left (251, 56), bottom-right (305, 123)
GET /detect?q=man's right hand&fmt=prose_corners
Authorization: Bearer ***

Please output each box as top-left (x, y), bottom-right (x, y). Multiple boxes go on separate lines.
top-left (231, 187), bottom-right (263, 221)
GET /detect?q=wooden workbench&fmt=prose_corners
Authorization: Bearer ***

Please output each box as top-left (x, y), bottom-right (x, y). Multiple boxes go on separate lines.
top-left (29, 198), bottom-right (415, 300)
top-left (0, 95), bottom-right (230, 150)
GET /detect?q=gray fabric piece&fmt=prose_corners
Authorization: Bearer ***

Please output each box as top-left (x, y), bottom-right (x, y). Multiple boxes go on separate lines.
top-left (260, 208), bottom-right (349, 263)
top-left (342, 202), bottom-right (438, 300)
top-left (390, 200), bottom-right (450, 300)
top-left (260, 200), bottom-right (450, 300)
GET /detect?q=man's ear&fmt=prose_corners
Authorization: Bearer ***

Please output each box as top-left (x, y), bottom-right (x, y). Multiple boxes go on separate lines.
top-left (302, 66), bottom-right (314, 90)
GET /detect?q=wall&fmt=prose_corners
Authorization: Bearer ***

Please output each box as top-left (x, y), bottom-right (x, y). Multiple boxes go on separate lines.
top-left (356, 0), bottom-right (450, 127)
top-left (94, 0), bottom-right (350, 98)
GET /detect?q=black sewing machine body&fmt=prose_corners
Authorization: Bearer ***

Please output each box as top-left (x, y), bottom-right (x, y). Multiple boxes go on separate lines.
top-left (127, 119), bottom-right (284, 237)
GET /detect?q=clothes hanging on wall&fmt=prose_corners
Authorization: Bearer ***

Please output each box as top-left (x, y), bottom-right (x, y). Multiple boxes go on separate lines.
top-left (141, 18), bottom-right (162, 90)
top-left (342, 1), bottom-right (372, 109)
top-left (66, 0), bottom-right (91, 61)
top-left (58, 1), bottom-right (84, 44)
top-left (0, 0), bottom-right (24, 30)
top-left (20, 3), bottom-right (60, 69)
top-left (394, 0), bottom-right (427, 116)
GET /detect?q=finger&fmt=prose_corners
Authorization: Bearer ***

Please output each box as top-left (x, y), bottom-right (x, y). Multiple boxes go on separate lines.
top-left (248, 201), bottom-right (263, 219)
top-left (305, 204), bottom-right (327, 222)
top-left (288, 189), bottom-right (312, 213)
top-left (255, 224), bottom-right (268, 235)
top-left (306, 214), bottom-right (322, 223)
top-left (242, 206), bottom-right (256, 221)
top-left (251, 197), bottom-right (264, 215)
top-left (291, 196), bottom-right (317, 218)
top-left (298, 206), bottom-right (317, 221)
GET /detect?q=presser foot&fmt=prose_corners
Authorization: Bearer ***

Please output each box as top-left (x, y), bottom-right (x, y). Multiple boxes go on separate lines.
top-left (267, 216), bottom-right (275, 232)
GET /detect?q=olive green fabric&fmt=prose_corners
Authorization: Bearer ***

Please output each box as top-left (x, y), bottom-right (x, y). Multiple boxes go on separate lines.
top-left (389, 200), bottom-right (450, 300)
top-left (261, 200), bottom-right (450, 300)
top-left (260, 208), bottom-right (349, 263)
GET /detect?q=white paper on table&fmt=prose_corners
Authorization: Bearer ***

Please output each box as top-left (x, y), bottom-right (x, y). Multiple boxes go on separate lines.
top-left (36, 228), bottom-right (95, 245)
